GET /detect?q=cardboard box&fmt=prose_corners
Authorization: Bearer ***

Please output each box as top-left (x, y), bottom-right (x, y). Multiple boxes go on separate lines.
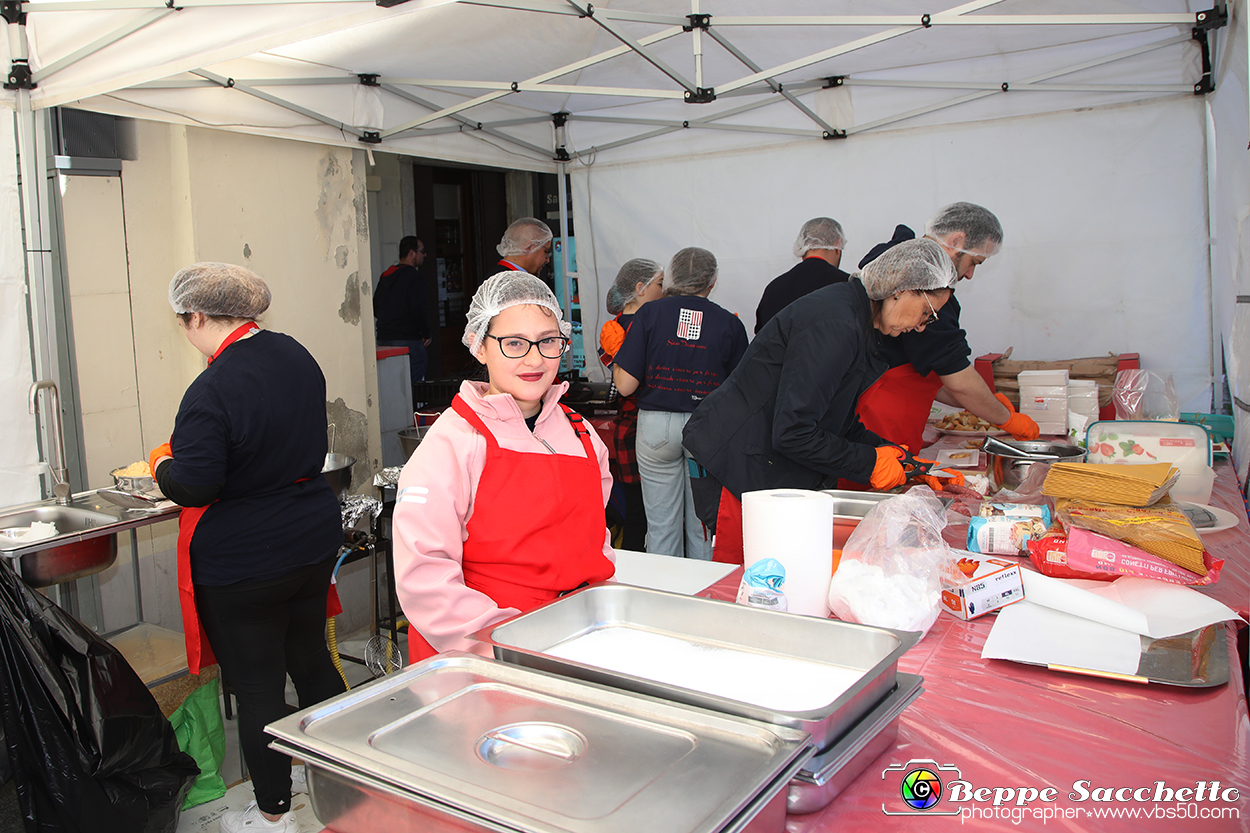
top-left (941, 553), bottom-right (1025, 620)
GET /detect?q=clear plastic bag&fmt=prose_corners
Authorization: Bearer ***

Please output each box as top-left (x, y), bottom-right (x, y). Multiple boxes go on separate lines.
top-left (1112, 369), bottom-right (1180, 421)
top-left (827, 486), bottom-right (951, 635)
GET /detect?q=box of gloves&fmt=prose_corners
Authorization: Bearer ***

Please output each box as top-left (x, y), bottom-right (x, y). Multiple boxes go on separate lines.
top-left (1017, 369), bottom-right (1069, 435)
top-left (940, 552), bottom-right (1024, 620)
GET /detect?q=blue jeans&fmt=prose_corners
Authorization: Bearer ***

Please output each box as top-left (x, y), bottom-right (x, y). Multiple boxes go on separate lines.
top-left (636, 410), bottom-right (711, 559)
top-left (377, 339), bottom-right (428, 384)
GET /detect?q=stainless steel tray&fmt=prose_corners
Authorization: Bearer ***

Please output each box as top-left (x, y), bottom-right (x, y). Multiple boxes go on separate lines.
top-left (787, 673), bottom-right (924, 814)
top-left (267, 652), bottom-right (813, 833)
top-left (473, 584), bottom-right (919, 748)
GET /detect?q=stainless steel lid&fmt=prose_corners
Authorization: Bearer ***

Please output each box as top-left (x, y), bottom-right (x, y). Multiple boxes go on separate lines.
top-left (267, 652), bottom-right (813, 833)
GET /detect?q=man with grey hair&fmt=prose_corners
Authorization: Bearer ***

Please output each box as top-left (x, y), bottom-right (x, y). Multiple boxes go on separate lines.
top-left (754, 216), bottom-right (850, 334)
top-left (495, 217), bottom-right (553, 277)
top-left (855, 201), bottom-right (1038, 454)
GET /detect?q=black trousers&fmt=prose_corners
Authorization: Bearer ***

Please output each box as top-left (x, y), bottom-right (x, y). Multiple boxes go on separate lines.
top-left (196, 558), bottom-right (346, 815)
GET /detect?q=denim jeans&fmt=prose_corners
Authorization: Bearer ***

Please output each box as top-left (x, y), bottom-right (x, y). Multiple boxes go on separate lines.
top-left (635, 410), bottom-right (711, 559)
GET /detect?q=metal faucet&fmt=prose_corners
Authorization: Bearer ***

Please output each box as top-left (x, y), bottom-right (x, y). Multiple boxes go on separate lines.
top-left (29, 380), bottom-right (71, 505)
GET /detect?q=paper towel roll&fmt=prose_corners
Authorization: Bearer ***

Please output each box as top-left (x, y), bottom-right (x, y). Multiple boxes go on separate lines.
top-left (742, 489), bottom-right (834, 617)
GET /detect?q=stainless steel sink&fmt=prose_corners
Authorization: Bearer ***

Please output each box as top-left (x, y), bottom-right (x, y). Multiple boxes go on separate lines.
top-left (0, 504), bottom-right (121, 587)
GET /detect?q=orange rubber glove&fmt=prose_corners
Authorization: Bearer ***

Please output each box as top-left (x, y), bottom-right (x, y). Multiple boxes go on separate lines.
top-left (993, 392), bottom-right (1040, 441)
top-left (148, 442), bottom-right (173, 476)
top-left (870, 445), bottom-right (907, 491)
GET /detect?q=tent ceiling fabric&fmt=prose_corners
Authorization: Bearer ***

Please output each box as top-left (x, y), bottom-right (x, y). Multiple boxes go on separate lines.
top-left (0, 0), bottom-right (1221, 170)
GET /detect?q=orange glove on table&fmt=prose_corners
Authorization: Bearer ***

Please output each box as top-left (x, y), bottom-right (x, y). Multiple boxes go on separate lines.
top-left (993, 392), bottom-right (1040, 440)
top-left (148, 442), bottom-right (173, 476)
top-left (870, 445), bottom-right (907, 490)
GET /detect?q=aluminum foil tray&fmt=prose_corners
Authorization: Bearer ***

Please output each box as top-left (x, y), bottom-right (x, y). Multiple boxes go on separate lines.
top-left (473, 583), bottom-right (919, 749)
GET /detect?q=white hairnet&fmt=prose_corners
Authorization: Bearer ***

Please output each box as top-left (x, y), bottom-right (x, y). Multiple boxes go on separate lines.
top-left (168, 262), bottom-right (271, 318)
top-left (496, 217), bottom-right (553, 258)
top-left (792, 217), bottom-right (846, 258)
top-left (463, 271), bottom-right (572, 351)
top-left (859, 238), bottom-right (957, 300)
top-left (665, 247), bottom-right (717, 296)
top-left (606, 258), bottom-right (662, 315)
top-left (924, 202), bottom-right (1003, 256)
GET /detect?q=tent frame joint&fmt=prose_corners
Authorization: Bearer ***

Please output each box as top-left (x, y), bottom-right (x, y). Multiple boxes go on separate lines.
top-left (684, 13), bottom-right (710, 32)
top-left (360, 131), bottom-right (381, 144)
top-left (1, 1), bottom-right (24, 25)
top-left (358, 74), bottom-right (380, 87)
top-left (824, 76), bottom-right (846, 88)
top-left (822, 129), bottom-right (847, 140)
top-left (684, 87), bottom-right (716, 103)
top-left (1194, 5), bottom-right (1228, 32)
top-left (920, 13), bottom-right (932, 28)
top-left (5, 60), bottom-right (33, 90)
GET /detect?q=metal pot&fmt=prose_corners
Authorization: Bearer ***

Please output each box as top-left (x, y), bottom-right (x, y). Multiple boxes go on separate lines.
top-left (322, 453), bottom-right (356, 500)
top-left (397, 427), bottom-right (423, 459)
top-left (983, 439), bottom-right (1086, 493)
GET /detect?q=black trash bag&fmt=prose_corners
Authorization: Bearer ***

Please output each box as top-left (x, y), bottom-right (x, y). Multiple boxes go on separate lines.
top-left (0, 563), bottom-right (199, 833)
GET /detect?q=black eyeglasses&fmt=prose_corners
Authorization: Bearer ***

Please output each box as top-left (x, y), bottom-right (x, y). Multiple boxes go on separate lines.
top-left (486, 334), bottom-right (570, 359)
top-left (921, 293), bottom-right (940, 325)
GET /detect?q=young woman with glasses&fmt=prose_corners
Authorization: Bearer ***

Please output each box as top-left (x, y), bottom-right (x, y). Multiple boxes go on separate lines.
top-left (391, 271), bottom-right (615, 662)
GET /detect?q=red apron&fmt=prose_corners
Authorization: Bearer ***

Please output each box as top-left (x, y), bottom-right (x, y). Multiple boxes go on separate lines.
top-left (855, 364), bottom-right (945, 456)
top-left (497, 259), bottom-right (525, 273)
top-left (175, 322), bottom-right (342, 675)
top-left (409, 394), bottom-right (614, 661)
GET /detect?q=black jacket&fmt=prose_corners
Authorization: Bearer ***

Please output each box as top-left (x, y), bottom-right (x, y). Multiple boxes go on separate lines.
top-left (374, 263), bottom-right (431, 341)
top-left (754, 258), bottom-right (850, 334)
top-left (683, 279), bottom-right (888, 497)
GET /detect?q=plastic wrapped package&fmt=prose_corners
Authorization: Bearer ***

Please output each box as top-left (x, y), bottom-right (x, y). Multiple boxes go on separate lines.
top-left (697, 462), bottom-right (1250, 831)
top-left (827, 486), bottom-right (952, 634)
top-left (0, 564), bottom-right (199, 832)
top-left (1112, 369), bottom-right (1180, 421)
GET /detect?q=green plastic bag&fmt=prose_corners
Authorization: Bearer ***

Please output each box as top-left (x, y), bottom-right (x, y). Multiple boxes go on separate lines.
top-left (169, 678), bottom-right (227, 809)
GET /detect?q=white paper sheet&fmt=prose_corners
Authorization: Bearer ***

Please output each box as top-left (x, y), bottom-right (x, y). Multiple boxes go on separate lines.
top-left (1019, 572), bottom-right (1238, 638)
top-left (982, 572), bottom-right (1240, 675)
top-left (983, 601), bottom-right (1143, 676)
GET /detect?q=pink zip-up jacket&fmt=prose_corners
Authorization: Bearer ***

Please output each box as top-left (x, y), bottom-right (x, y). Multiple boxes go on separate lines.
top-left (392, 380), bottom-right (615, 656)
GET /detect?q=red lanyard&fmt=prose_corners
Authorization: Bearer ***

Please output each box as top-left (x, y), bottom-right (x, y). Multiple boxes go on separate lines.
top-left (208, 322), bottom-right (259, 365)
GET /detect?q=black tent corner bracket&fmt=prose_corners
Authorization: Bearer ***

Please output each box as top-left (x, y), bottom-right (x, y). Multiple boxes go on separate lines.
top-left (684, 88), bottom-right (716, 104)
top-left (360, 131), bottom-right (381, 144)
top-left (358, 74), bottom-right (380, 87)
top-left (4, 59), bottom-right (33, 90)
top-left (822, 130), bottom-right (848, 140)
top-left (1195, 6), bottom-right (1228, 31)
top-left (552, 111), bottom-right (570, 128)
top-left (1, 0), bottom-right (24, 25)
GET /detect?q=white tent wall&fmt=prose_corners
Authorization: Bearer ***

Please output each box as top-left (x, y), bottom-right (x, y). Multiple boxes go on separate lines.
top-left (1209, 2), bottom-right (1250, 483)
top-left (572, 96), bottom-right (1217, 417)
top-left (0, 116), bottom-right (40, 508)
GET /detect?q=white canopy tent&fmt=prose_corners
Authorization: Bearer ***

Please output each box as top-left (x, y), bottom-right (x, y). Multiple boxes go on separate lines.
top-left (3, 0), bottom-right (1248, 485)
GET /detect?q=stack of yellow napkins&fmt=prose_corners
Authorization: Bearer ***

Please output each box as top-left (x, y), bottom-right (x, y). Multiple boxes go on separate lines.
top-left (1042, 462), bottom-right (1179, 507)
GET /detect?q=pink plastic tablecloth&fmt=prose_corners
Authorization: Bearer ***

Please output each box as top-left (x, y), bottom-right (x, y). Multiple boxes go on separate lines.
top-left (699, 457), bottom-right (1250, 832)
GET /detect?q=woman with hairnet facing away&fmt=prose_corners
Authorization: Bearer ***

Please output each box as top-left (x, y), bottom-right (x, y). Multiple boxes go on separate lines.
top-left (683, 239), bottom-right (958, 563)
top-left (598, 258), bottom-right (665, 550)
top-left (612, 247), bottom-right (749, 560)
top-left (148, 264), bottom-right (345, 833)
top-left (391, 272), bottom-right (615, 661)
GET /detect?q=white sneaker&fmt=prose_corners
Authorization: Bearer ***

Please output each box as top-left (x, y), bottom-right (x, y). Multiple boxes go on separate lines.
top-left (219, 801), bottom-right (300, 833)
top-left (290, 764), bottom-right (308, 795)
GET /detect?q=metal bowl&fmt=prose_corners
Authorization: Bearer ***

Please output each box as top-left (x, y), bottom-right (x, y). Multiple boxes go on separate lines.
top-left (984, 439), bottom-right (1086, 493)
top-left (397, 427), bottom-right (424, 459)
top-left (322, 453), bottom-right (356, 500)
top-left (111, 470), bottom-right (156, 494)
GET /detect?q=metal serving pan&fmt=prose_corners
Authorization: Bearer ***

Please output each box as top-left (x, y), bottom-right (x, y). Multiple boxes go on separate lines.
top-left (473, 584), bottom-right (919, 749)
top-left (267, 652), bottom-right (813, 833)
top-left (787, 673), bottom-right (924, 814)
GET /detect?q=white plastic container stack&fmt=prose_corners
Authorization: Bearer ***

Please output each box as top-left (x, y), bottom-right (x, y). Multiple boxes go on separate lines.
top-left (1017, 369), bottom-right (1069, 435)
top-left (1067, 379), bottom-right (1100, 437)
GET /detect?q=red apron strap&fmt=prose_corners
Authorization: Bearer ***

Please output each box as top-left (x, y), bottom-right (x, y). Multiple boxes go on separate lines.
top-left (452, 395), bottom-right (500, 451)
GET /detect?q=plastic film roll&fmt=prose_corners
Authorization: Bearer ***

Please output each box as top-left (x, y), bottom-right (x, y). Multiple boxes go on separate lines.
top-left (742, 489), bottom-right (834, 617)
